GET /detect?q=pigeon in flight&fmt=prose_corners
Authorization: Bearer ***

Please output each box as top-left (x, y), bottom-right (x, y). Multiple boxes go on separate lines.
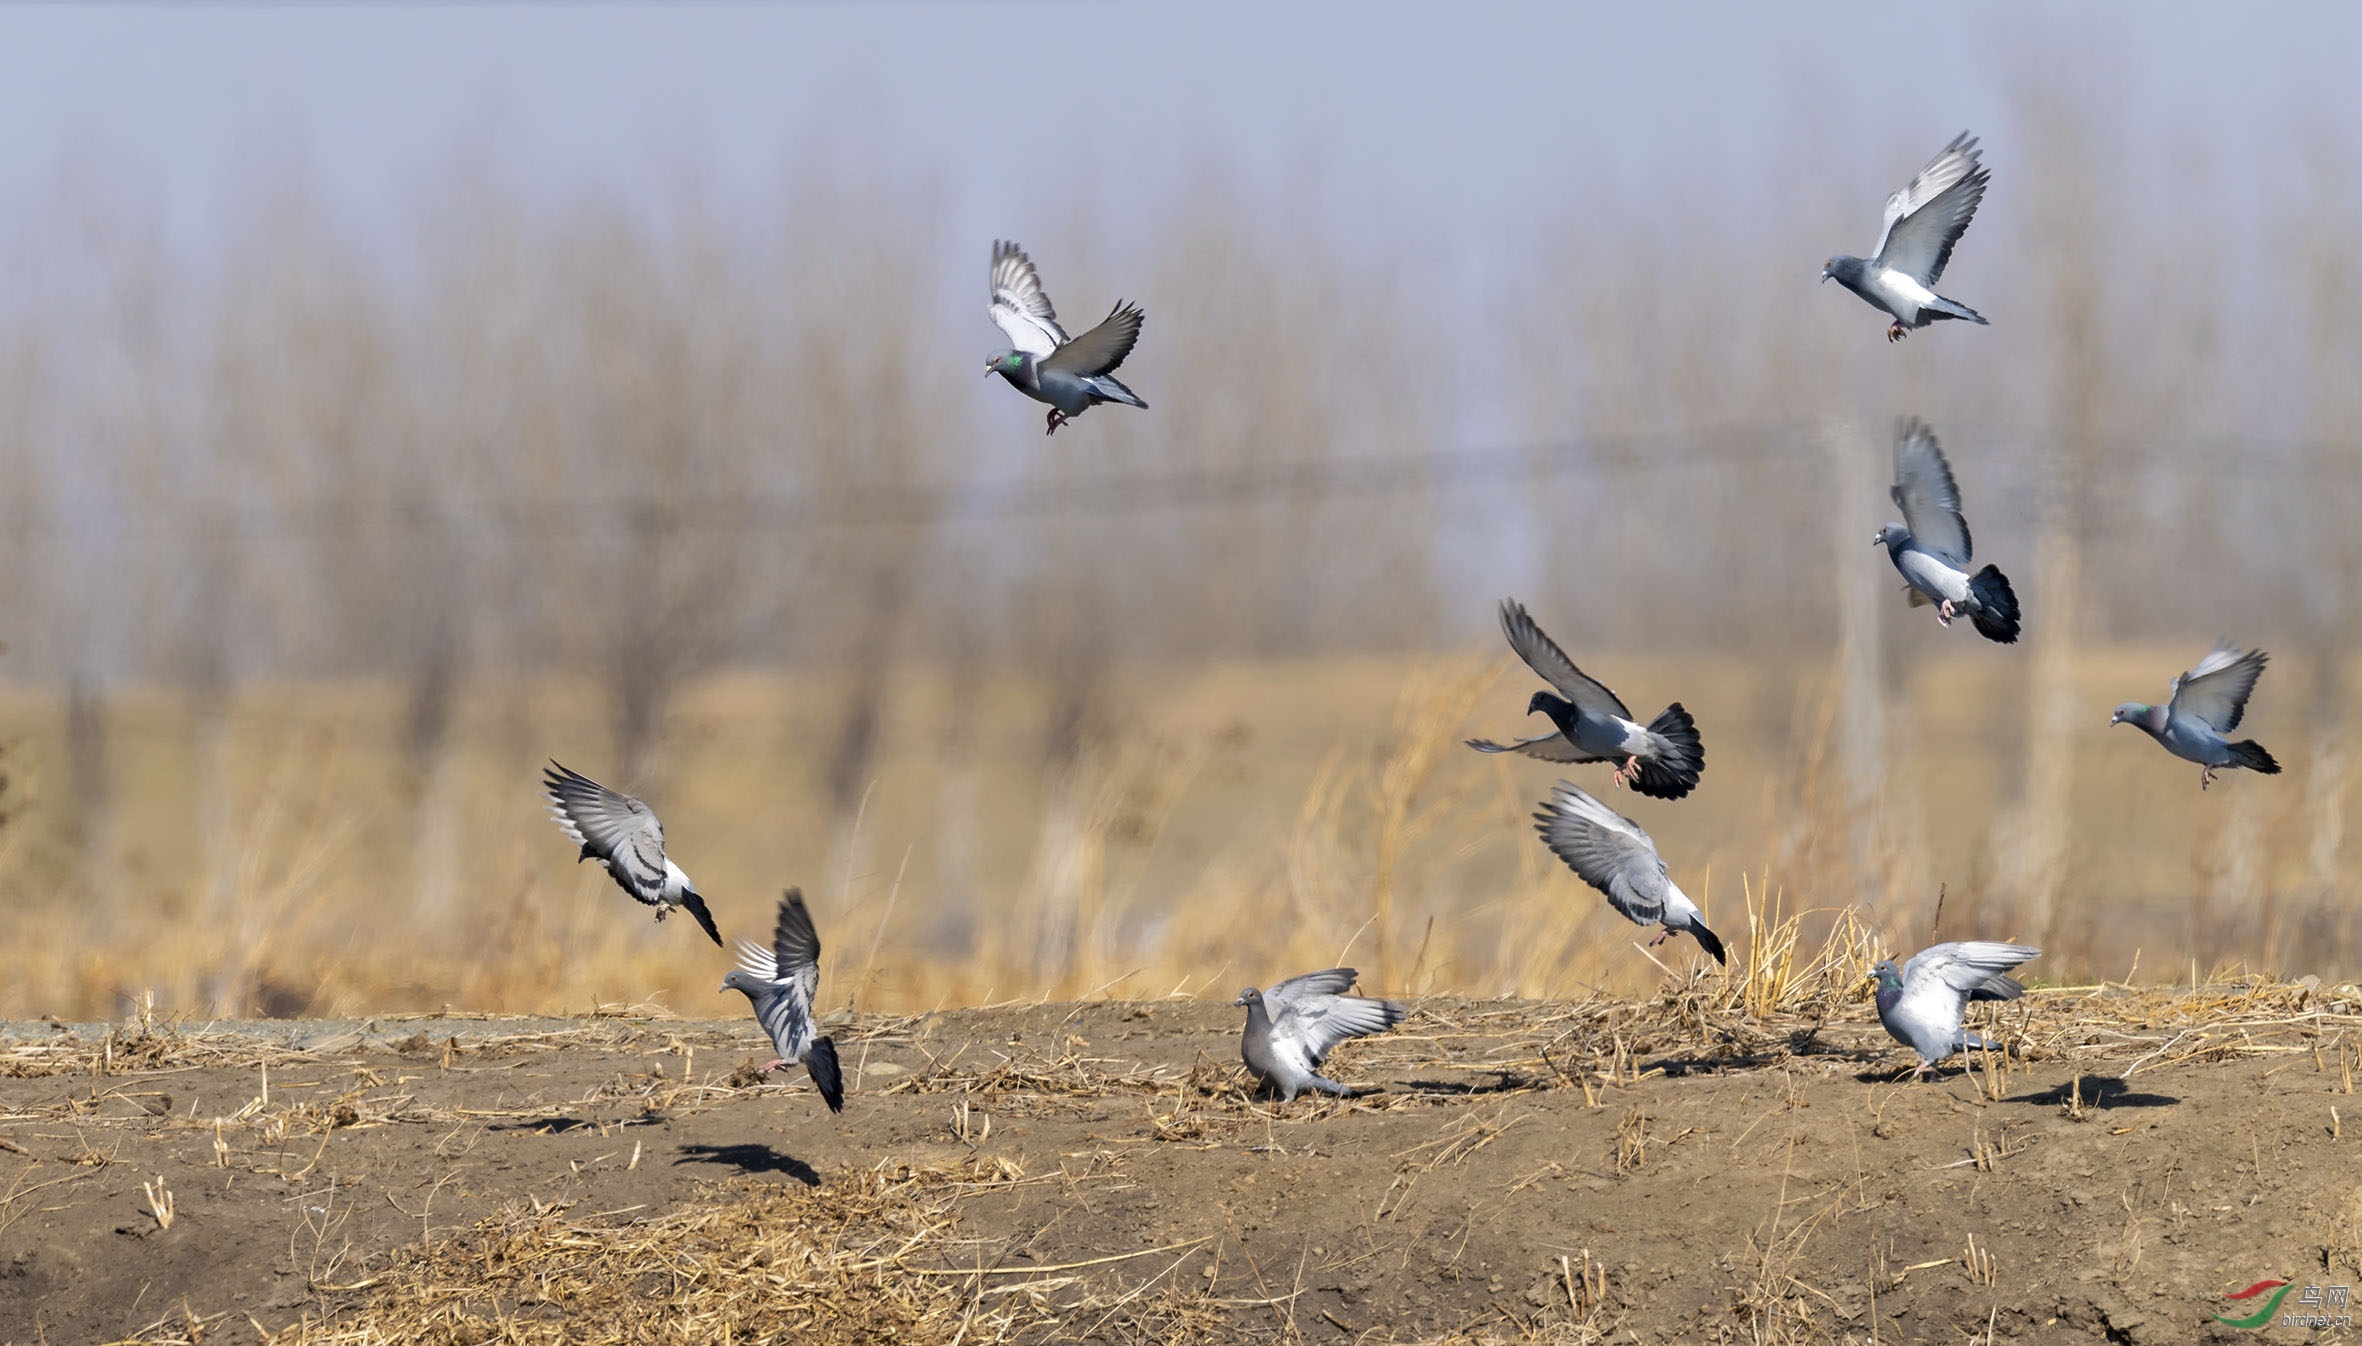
top-left (1873, 941), bottom-right (2038, 1079)
top-left (1875, 418), bottom-right (2020, 643)
top-left (1468, 598), bottom-right (1704, 800)
top-left (2111, 643), bottom-right (2282, 789)
top-left (720, 888), bottom-right (845, 1113)
top-left (1532, 782), bottom-right (1726, 964)
top-left (542, 761), bottom-right (722, 946)
top-left (1235, 968), bottom-right (1406, 1102)
top-left (985, 240), bottom-right (1147, 435)
top-left (1823, 132), bottom-right (1991, 342)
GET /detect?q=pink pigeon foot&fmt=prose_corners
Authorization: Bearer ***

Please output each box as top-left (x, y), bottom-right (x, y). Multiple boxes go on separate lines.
top-left (1937, 599), bottom-right (1956, 627)
top-left (761, 1058), bottom-right (787, 1072)
top-left (2201, 765), bottom-right (2217, 791)
top-left (1886, 321), bottom-right (1908, 343)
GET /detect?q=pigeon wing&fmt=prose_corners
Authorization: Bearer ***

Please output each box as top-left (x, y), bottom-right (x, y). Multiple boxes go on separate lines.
top-left (1264, 968), bottom-right (1360, 1010)
top-left (1904, 941), bottom-right (2041, 998)
top-left (1042, 301), bottom-right (1145, 379)
top-left (543, 762), bottom-right (667, 898)
top-left (1533, 782), bottom-right (1669, 926)
top-left (1889, 418), bottom-right (1973, 568)
top-left (2167, 643), bottom-right (2267, 733)
top-left (1465, 730), bottom-right (1605, 764)
top-left (1498, 599), bottom-right (1632, 722)
top-left (1279, 993), bottom-right (1407, 1066)
top-left (989, 240), bottom-right (1068, 358)
top-left (1869, 132), bottom-right (1988, 285)
top-left (770, 887), bottom-right (825, 1010)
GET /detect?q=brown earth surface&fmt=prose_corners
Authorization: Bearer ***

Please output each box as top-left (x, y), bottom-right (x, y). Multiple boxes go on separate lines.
top-left (3, 986), bottom-right (2359, 1344)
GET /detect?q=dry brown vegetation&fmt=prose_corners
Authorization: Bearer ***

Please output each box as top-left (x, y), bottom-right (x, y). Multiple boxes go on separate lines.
top-left (0, 85), bottom-right (2357, 1022)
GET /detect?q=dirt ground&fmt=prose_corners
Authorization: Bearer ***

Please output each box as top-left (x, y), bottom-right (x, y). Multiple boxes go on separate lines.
top-left (3, 987), bottom-right (2359, 1344)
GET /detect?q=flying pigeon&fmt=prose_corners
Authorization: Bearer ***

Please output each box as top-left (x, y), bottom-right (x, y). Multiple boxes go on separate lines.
top-left (1822, 132), bottom-right (1990, 342)
top-left (1532, 782), bottom-right (1726, 964)
top-left (1468, 598), bottom-right (1704, 800)
top-left (2110, 643), bottom-right (2282, 789)
top-left (984, 240), bottom-right (1147, 435)
top-left (720, 888), bottom-right (845, 1113)
top-left (1875, 418), bottom-right (2021, 643)
top-left (1872, 941), bottom-right (2039, 1079)
top-left (1234, 968), bottom-right (1406, 1102)
top-left (542, 761), bottom-right (723, 946)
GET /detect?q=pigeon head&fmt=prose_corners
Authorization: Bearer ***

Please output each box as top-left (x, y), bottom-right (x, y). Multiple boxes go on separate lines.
top-left (985, 349), bottom-right (1030, 376)
top-left (1873, 522), bottom-right (1909, 550)
top-left (2109, 702), bottom-right (2158, 731)
top-left (1822, 255), bottom-right (1863, 286)
top-left (1233, 987), bottom-right (1264, 1008)
top-left (718, 969), bottom-right (766, 999)
top-left (1871, 960), bottom-right (1905, 1014)
top-left (1526, 689), bottom-right (1570, 719)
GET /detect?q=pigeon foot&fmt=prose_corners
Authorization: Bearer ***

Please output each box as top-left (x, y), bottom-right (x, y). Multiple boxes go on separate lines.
top-left (1937, 599), bottom-right (1956, 627)
top-left (760, 1058), bottom-right (787, 1072)
top-left (653, 907), bottom-right (670, 923)
top-left (1611, 755), bottom-right (1640, 789)
top-left (1647, 928), bottom-right (1673, 947)
top-left (1044, 409), bottom-right (1067, 435)
top-left (1886, 321), bottom-right (1908, 343)
top-left (2201, 765), bottom-right (2217, 791)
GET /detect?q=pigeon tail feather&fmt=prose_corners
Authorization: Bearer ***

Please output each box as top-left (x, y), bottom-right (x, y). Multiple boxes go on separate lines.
top-left (1629, 703), bottom-right (1703, 800)
top-left (1968, 565), bottom-right (2020, 644)
top-left (1088, 375), bottom-right (1148, 409)
top-left (680, 892), bottom-right (725, 948)
top-left (2228, 740), bottom-right (2282, 775)
top-left (806, 1036), bottom-right (845, 1113)
top-left (1686, 920), bottom-right (1728, 966)
top-left (1927, 295), bottom-right (1988, 325)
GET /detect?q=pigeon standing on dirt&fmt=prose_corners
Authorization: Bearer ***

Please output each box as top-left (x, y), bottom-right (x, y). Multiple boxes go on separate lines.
top-left (720, 888), bottom-right (845, 1113)
top-left (1822, 132), bottom-right (1991, 342)
top-left (1235, 969), bottom-right (1407, 1102)
top-left (542, 761), bottom-right (723, 946)
top-left (1532, 782), bottom-right (1727, 965)
top-left (2110, 643), bottom-right (2282, 789)
top-left (1872, 942), bottom-right (2039, 1079)
top-left (1875, 418), bottom-right (2021, 643)
top-left (984, 240), bottom-right (1148, 435)
top-left (1468, 599), bottom-right (1705, 800)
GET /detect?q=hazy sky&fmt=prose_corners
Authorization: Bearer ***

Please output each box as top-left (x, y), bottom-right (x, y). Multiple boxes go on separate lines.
top-left (3, 2), bottom-right (2356, 269)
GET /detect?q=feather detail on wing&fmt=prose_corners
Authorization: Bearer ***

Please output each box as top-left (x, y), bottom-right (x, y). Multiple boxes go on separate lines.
top-left (1533, 782), bottom-right (1670, 927)
top-left (542, 761), bottom-right (667, 895)
top-left (989, 239), bottom-right (1067, 358)
top-left (1042, 301), bottom-right (1145, 378)
top-left (1465, 730), bottom-right (1606, 764)
top-left (1890, 418), bottom-right (1973, 567)
top-left (2168, 643), bottom-right (2268, 733)
top-left (1870, 132), bottom-right (1988, 285)
top-left (1497, 598), bottom-right (1632, 721)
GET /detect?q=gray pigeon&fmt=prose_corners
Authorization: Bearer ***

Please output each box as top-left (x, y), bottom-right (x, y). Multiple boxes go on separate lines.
top-left (1822, 132), bottom-right (1990, 342)
top-left (1875, 418), bottom-right (2020, 643)
top-left (719, 888), bottom-right (844, 1112)
top-left (1872, 941), bottom-right (2038, 1079)
top-left (1234, 968), bottom-right (1406, 1101)
top-left (543, 761), bottom-right (722, 946)
top-left (984, 240), bottom-right (1147, 435)
top-left (1468, 598), bottom-right (1704, 800)
top-left (2110, 643), bottom-right (2282, 789)
top-left (1532, 782), bottom-right (1726, 964)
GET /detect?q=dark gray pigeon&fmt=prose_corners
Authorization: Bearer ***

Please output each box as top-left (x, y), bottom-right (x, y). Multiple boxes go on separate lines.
top-left (1822, 132), bottom-right (1990, 342)
top-left (1468, 598), bottom-right (1703, 800)
top-left (985, 240), bottom-right (1147, 435)
top-left (1532, 782), bottom-right (1726, 964)
top-left (2110, 643), bottom-right (2282, 789)
top-left (1234, 968), bottom-right (1406, 1102)
top-left (543, 761), bottom-right (722, 946)
top-left (720, 888), bottom-right (844, 1113)
top-left (1872, 941), bottom-right (2038, 1079)
top-left (1875, 418), bottom-right (2020, 643)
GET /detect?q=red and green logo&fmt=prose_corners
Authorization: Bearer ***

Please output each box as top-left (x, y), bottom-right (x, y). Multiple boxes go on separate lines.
top-left (2215, 1279), bottom-right (2294, 1329)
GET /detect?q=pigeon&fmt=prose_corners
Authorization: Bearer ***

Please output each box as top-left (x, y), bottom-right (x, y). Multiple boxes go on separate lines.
top-left (1875, 418), bottom-right (2020, 643)
top-left (2110, 643), bottom-right (2282, 789)
top-left (1234, 968), bottom-right (1406, 1102)
top-left (1467, 598), bottom-right (1704, 800)
top-left (720, 888), bottom-right (845, 1113)
top-left (542, 761), bottom-right (722, 946)
top-left (984, 240), bottom-right (1147, 435)
top-left (1531, 782), bottom-right (1726, 964)
top-left (1872, 941), bottom-right (2039, 1079)
top-left (1822, 132), bottom-right (1990, 342)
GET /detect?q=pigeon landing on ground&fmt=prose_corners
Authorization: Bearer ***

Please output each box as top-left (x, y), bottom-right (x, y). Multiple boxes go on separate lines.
top-left (1467, 598), bottom-right (1704, 800)
top-left (984, 240), bottom-right (1147, 435)
top-left (720, 888), bottom-right (845, 1113)
top-left (1532, 782), bottom-right (1726, 964)
top-left (542, 761), bottom-right (722, 946)
top-left (1875, 418), bottom-right (2020, 643)
top-left (2110, 643), bottom-right (2282, 790)
top-left (1235, 969), bottom-right (1406, 1102)
top-left (1823, 132), bottom-right (1991, 342)
top-left (1873, 942), bottom-right (2039, 1079)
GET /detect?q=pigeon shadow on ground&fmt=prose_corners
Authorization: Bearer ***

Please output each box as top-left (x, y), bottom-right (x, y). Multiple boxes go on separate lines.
top-left (1398, 1070), bottom-right (1537, 1096)
top-left (2005, 1075), bottom-right (2181, 1110)
top-left (673, 1142), bottom-right (822, 1186)
top-left (488, 1116), bottom-right (600, 1135)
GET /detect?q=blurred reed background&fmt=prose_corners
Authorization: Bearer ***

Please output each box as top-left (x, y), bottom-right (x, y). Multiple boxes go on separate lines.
top-left (0, 69), bottom-right (2356, 1019)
